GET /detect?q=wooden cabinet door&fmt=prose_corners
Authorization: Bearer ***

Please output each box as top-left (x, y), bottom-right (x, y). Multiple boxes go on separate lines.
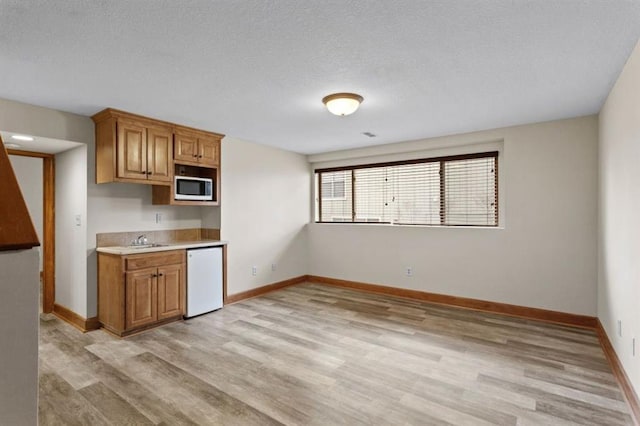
top-left (157, 264), bottom-right (184, 320)
top-left (126, 267), bottom-right (157, 330)
top-left (117, 120), bottom-right (147, 179)
top-left (147, 126), bottom-right (172, 182)
top-left (174, 132), bottom-right (199, 163)
top-left (198, 136), bottom-right (220, 167)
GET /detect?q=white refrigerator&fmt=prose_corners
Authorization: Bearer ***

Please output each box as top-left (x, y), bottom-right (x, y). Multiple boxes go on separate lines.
top-left (186, 246), bottom-right (223, 318)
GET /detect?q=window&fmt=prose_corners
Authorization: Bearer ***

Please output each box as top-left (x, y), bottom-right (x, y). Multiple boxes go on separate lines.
top-left (316, 151), bottom-right (498, 226)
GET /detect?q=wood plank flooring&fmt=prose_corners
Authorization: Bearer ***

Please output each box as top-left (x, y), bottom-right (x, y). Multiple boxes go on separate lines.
top-left (39, 283), bottom-right (633, 425)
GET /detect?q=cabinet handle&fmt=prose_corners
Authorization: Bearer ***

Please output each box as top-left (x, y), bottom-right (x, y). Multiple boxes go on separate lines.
top-left (198, 155), bottom-right (203, 158)
top-left (140, 171), bottom-right (146, 174)
top-left (147, 171), bottom-right (153, 175)
top-left (158, 273), bottom-right (164, 277)
top-left (193, 154), bottom-right (198, 158)
top-left (151, 274), bottom-right (157, 278)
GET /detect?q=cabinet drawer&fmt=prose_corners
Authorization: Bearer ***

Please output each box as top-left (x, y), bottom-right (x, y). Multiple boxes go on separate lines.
top-left (125, 250), bottom-right (184, 271)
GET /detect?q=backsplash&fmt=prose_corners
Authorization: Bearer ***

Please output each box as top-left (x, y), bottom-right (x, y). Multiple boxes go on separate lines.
top-left (96, 228), bottom-right (220, 247)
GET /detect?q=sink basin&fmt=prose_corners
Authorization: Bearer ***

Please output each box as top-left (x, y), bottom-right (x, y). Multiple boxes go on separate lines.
top-left (129, 243), bottom-right (169, 249)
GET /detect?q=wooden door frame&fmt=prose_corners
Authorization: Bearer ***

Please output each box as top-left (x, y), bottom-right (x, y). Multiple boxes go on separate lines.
top-left (8, 149), bottom-right (55, 313)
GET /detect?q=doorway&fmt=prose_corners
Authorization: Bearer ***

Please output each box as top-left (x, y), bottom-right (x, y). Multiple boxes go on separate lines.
top-left (8, 149), bottom-right (55, 313)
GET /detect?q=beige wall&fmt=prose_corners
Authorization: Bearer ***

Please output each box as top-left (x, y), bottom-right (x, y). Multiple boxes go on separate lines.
top-left (598, 39), bottom-right (640, 395)
top-left (0, 97), bottom-right (309, 318)
top-left (86, 179), bottom-right (204, 318)
top-left (0, 248), bottom-right (39, 426)
top-left (0, 97), bottom-right (206, 318)
top-left (0, 98), bottom-right (94, 319)
top-left (0, 98), bottom-right (601, 319)
top-left (55, 146), bottom-right (88, 313)
top-left (308, 115), bottom-right (599, 315)
top-left (219, 137), bottom-right (309, 295)
top-left (0, 99), bottom-right (94, 144)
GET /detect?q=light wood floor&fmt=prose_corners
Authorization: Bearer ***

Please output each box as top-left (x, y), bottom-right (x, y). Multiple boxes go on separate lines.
top-left (39, 283), bottom-right (633, 425)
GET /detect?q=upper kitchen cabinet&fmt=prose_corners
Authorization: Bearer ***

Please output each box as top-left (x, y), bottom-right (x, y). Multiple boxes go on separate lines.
top-left (117, 119), bottom-right (172, 182)
top-left (174, 127), bottom-right (221, 168)
top-left (93, 109), bottom-right (173, 185)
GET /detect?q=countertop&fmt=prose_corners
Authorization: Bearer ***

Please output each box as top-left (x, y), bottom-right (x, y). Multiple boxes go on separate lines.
top-left (96, 239), bottom-right (227, 255)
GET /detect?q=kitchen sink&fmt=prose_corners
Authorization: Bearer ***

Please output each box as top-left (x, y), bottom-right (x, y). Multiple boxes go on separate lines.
top-left (129, 243), bottom-right (169, 249)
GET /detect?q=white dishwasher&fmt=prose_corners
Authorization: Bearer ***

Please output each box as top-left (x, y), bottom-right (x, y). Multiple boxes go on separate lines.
top-left (186, 246), bottom-right (223, 318)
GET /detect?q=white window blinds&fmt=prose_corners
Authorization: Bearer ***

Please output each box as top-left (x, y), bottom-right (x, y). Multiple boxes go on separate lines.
top-left (444, 157), bottom-right (497, 226)
top-left (316, 151), bottom-right (498, 226)
top-left (318, 170), bottom-right (352, 221)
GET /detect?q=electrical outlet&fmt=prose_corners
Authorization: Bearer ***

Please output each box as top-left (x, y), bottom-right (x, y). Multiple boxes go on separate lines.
top-left (155, 212), bottom-right (163, 224)
top-left (406, 267), bottom-right (413, 277)
top-left (252, 266), bottom-right (257, 276)
top-left (271, 263), bottom-right (277, 272)
top-left (74, 214), bottom-right (81, 227)
top-left (618, 320), bottom-right (622, 337)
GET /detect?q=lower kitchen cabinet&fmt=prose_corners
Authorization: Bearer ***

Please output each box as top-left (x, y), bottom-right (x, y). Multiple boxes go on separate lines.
top-left (125, 267), bottom-right (157, 329)
top-left (98, 250), bottom-right (186, 336)
top-left (157, 264), bottom-right (184, 320)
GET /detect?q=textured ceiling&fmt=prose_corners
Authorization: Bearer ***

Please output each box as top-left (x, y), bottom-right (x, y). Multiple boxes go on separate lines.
top-left (1, 1), bottom-right (639, 154)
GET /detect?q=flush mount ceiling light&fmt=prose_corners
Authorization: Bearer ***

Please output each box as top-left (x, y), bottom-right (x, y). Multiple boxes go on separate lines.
top-left (322, 92), bottom-right (364, 116)
top-left (3, 142), bottom-right (22, 149)
top-left (11, 134), bottom-right (34, 141)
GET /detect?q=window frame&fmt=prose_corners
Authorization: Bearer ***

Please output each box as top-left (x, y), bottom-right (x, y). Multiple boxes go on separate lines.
top-left (315, 151), bottom-right (499, 227)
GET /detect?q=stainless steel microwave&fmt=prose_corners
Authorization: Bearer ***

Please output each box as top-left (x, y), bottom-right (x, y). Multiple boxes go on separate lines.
top-left (174, 176), bottom-right (213, 201)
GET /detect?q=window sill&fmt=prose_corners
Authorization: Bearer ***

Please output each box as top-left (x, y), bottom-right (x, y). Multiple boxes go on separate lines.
top-left (313, 222), bottom-right (504, 230)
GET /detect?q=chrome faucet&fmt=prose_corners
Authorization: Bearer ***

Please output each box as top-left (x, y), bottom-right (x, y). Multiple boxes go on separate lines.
top-left (132, 234), bottom-right (148, 246)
